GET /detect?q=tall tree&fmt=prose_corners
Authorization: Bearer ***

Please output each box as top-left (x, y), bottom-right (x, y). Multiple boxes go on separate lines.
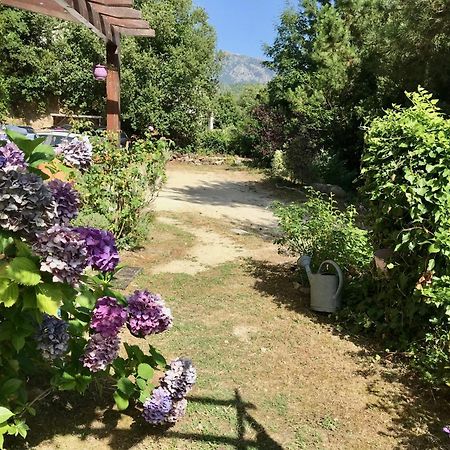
top-left (121, 0), bottom-right (218, 146)
top-left (259, 0), bottom-right (450, 185)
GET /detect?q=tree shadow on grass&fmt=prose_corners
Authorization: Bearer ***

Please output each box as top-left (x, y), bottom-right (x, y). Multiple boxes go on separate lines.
top-left (246, 258), bottom-right (450, 450)
top-left (11, 388), bottom-right (283, 450)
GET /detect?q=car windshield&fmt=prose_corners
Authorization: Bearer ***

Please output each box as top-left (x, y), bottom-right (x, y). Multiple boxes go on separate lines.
top-left (39, 134), bottom-right (75, 147)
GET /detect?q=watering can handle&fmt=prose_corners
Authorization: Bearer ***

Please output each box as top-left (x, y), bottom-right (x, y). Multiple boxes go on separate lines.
top-left (318, 260), bottom-right (344, 301)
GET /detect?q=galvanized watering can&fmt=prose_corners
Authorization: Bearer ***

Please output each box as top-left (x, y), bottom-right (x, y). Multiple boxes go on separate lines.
top-left (298, 256), bottom-right (344, 313)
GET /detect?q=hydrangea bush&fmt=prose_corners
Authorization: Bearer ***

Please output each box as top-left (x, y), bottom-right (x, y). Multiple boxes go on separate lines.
top-left (0, 131), bottom-right (194, 448)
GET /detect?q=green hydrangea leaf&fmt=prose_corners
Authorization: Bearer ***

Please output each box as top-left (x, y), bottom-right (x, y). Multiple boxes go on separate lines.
top-left (36, 284), bottom-right (62, 315)
top-left (4, 257), bottom-right (41, 286)
top-left (0, 279), bottom-right (19, 307)
top-left (139, 388), bottom-right (151, 404)
top-left (0, 407), bottom-right (14, 423)
top-left (117, 377), bottom-right (135, 398)
top-left (113, 390), bottom-right (129, 411)
top-left (137, 363), bottom-right (154, 381)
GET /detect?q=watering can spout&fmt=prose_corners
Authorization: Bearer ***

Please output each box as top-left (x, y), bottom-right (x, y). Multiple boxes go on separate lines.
top-left (298, 255), bottom-right (313, 283)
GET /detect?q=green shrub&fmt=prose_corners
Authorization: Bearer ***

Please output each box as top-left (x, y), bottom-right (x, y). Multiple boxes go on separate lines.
top-left (198, 127), bottom-right (236, 154)
top-left (77, 133), bottom-right (170, 249)
top-left (271, 150), bottom-right (290, 179)
top-left (273, 191), bottom-right (372, 276)
top-left (344, 88), bottom-right (450, 384)
top-left (73, 211), bottom-right (112, 230)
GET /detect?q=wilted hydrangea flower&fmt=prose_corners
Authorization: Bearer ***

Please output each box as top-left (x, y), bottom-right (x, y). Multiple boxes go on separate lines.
top-left (0, 170), bottom-right (55, 235)
top-left (161, 358), bottom-right (196, 400)
top-left (81, 333), bottom-right (120, 372)
top-left (36, 314), bottom-right (70, 360)
top-left (127, 290), bottom-right (173, 337)
top-left (0, 142), bottom-right (27, 171)
top-left (48, 179), bottom-right (80, 225)
top-left (142, 387), bottom-right (173, 425)
top-left (90, 296), bottom-right (127, 337)
top-left (33, 225), bottom-right (88, 285)
top-left (166, 398), bottom-right (188, 424)
top-left (56, 136), bottom-right (92, 172)
top-left (75, 227), bottom-right (119, 272)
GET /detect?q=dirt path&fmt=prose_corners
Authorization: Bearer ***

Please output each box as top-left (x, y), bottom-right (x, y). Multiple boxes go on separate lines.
top-left (150, 163), bottom-right (292, 275)
top-left (155, 163), bottom-right (279, 229)
top-left (23, 163), bottom-right (450, 450)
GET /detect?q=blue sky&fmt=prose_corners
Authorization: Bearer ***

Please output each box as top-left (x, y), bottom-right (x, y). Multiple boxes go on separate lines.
top-left (193, 0), bottom-right (289, 59)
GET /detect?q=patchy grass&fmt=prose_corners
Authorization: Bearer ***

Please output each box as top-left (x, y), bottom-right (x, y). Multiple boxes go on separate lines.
top-left (121, 219), bottom-right (196, 273)
top-left (15, 211), bottom-right (450, 450)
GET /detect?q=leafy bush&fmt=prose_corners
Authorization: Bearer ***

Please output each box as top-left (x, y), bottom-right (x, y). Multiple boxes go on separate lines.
top-left (271, 150), bottom-right (289, 179)
top-left (198, 128), bottom-right (236, 154)
top-left (0, 132), bottom-right (195, 448)
top-left (344, 88), bottom-right (450, 384)
top-left (273, 191), bottom-right (372, 276)
top-left (77, 133), bottom-right (170, 249)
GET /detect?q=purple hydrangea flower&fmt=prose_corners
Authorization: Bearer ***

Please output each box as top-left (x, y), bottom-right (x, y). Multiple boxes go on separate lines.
top-left (0, 142), bottom-right (27, 171)
top-left (166, 398), bottom-right (188, 424)
top-left (75, 227), bottom-right (119, 272)
top-left (81, 333), bottom-right (120, 372)
top-left (47, 179), bottom-right (80, 225)
top-left (33, 225), bottom-right (88, 285)
top-left (56, 136), bottom-right (92, 172)
top-left (0, 170), bottom-right (55, 236)
top-left (161, 358), bottom-right (196, 400)
top-left (443, 425), bottom-right (450, 436)
top-left (142, 387), bottom-right (173, 425)
top-left (36, 314), bottom-right (70, 360)
top-left (127, 290), bottom-right (173, 337)
top-left (90, 296), bottom-right (127, 337)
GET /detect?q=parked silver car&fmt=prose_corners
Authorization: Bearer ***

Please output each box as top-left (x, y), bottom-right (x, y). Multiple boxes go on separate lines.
top-left (37, 130), bottom-right (77, 148)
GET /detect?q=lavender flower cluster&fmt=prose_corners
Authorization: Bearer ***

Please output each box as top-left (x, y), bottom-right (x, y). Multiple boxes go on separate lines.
top-left (80, 333), bottom-right (120, 372)
top-left (48, 179), bottom-right (80, 225)
top-left (142, 358), bottom-right (196, 425)
top-left (81, 291), bottom-right (173, 373)
top-left (33, 225), bottom-right (88, 285)
top-left (90, 296), bottom-right (127, 337)
top-left (127, 290), bottom-right (173, 338)
top-left (56, 137), bottom-right (92, 172)
top-left (36, 314), bottom-right (70, 360)
top-left (0, 142), bottom-right (27, 171)
top-left (75, 227), bottom-right (119, 272)
top-left (31, 225), bottom-right (120, 285)
top-left (0, 170), bottom-right (55, 236)
top-left (161, 358), bottom-right (197, 400)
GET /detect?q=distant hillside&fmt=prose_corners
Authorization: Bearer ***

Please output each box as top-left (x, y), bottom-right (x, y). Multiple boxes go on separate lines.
top-left (219, 52), bottom-right (274, 86)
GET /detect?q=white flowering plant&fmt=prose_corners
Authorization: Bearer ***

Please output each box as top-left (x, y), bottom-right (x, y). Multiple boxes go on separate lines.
top-left (0, 131), bottom-right (195, 448)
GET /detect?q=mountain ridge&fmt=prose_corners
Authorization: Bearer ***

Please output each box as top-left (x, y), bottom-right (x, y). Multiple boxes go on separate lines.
top-left (219, 51), bottom-right (274, 86)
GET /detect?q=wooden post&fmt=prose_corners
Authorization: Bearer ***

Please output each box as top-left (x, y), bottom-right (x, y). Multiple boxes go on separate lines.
top-left (106, 40), bottom-right (120, 136)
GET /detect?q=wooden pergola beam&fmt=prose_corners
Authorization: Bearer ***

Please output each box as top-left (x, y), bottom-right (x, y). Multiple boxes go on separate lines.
top-left (113, 26), bottom-right (154, 36)
top-left (54, 0), bottom-right (116, 42)
top-left (90, 3), bottom-right (142, 18)
top-left (1, 0), bottom-right (75, 21)
top-left (90, 0), bottom-right (133, 6)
